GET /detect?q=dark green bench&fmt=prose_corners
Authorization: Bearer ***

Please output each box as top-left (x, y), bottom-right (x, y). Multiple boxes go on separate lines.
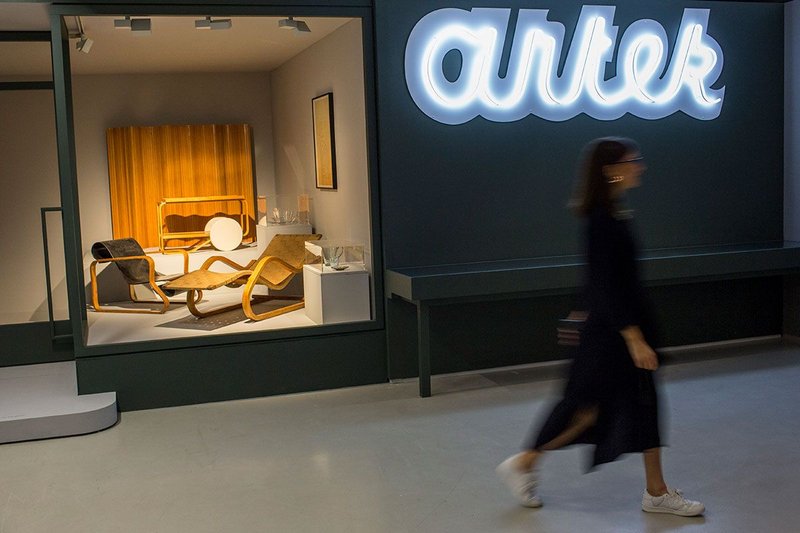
top-left (386, 241), bottom-right (800, 397)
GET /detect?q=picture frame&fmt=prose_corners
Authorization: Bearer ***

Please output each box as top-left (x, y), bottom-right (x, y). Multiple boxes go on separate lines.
top-left (312, 92), bottom-right (337, 190)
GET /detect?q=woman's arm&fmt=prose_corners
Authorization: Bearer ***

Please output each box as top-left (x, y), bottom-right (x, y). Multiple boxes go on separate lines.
top-left (589, 213), bottom-right (657, 369)
top-left (620, 325), bottom-right (658, 370)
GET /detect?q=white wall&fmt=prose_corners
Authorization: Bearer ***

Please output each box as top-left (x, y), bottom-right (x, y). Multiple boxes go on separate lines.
top-left (270, 20), bottom-right (372, 268)
top-left (0, 71), bottom-right (275, 324)
top-left (786, 0), bottom-right (799, 240)
top-left (71, 72), bottom-right (275, 254)
top-left (0, 90), bottom-right (67, 324)
top-left (1, 19), bottom-right (372, 325)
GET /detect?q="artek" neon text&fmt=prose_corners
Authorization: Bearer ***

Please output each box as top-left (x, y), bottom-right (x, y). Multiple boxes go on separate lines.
top-left (404, 6), bottom-right (725, 124)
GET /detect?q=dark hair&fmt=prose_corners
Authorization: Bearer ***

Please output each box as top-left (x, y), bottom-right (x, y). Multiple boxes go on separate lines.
top-left (569, 137), bottom-right (640, 217)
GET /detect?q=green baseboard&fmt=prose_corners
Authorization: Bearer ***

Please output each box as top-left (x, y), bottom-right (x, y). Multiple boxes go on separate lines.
top-left (0, 320), bottom-right (74, 367)
top-left (387, 277), bottom-right (783, 380)
top-left (76, 329), bottom-right (388, 411)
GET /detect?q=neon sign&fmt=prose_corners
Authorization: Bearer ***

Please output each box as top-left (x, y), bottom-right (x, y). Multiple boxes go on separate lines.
top-left (404, 6), bottom-right (725, 124)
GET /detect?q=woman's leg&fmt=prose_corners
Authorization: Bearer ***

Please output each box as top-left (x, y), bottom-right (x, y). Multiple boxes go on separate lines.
top-left (518, 406), bottom-right (599, 471)
top-left (497, 406), bottom-right (598, 508)
top-left (642, 448), bottom-right (668, 496)
top-left (641, 447), bottom-right (705, 515)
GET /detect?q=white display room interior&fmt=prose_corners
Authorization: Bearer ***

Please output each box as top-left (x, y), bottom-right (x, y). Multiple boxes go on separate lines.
top-left (18, 14), bottom-right (380, 345)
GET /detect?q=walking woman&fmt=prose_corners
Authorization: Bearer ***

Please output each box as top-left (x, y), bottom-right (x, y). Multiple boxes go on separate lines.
top-left (496, 137), bottom-right (704, 516)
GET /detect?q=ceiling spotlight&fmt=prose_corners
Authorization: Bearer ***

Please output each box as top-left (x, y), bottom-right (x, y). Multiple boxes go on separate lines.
top-left (195, 16), bottom-right (232, 30)
top-left (113, 16), bottom-right (131, 30)
top-left (278, 16), bottom-right (310, 33)
top-left (130, 18), bottom-right (151, 34)
top-left (76, 34), bottom-right (94, 54)
top-left (113, 16), bottom-right (151, 34)
top-left (72, 17), bottom-right (93, 53)
top-left (278, 17), bottom-right (297, 30)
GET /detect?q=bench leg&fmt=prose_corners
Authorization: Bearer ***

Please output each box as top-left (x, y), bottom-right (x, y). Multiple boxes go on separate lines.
top-left (417, 301), bottom-right (431, 397)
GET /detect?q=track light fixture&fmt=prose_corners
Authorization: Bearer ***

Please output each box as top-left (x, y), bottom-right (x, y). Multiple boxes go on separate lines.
top-left (113, 16), bottom-right (152, 34)
top-left (72, 16), bottom-right (93, 54)
top-left (278, 16), bottom-right (310, 33)
top-left (278, 17), bottom-right (296, 30)
top-left (113, 16), bottom-right (131, 29)
top-left (131, 18), bottom-right (151, 34)
top-left (76, 34), bottom-right (94, 54)
top-left (195, 16), bottom-right (232, 30)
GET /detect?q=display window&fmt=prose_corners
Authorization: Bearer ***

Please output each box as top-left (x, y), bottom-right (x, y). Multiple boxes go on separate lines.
top-left (0, 40), bottom-right (52, 84)
top-left (0, 16), bottom-right (66, 328)
top-left (62, 12), bottom-right (377, 347)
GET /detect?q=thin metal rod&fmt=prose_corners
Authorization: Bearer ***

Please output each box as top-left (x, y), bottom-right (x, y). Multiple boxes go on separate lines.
top-left (0, 82), bottom-right (55, 91)
top-left (0, 31), bottom-right (50, 42)
top-left (41, 207), bottom-right (63, 341)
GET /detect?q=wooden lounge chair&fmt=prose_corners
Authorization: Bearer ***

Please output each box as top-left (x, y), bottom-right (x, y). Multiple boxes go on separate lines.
top-left (163, 233), bottom-right (322, 321)
top-left (90, 238), bottom-right (193, 314)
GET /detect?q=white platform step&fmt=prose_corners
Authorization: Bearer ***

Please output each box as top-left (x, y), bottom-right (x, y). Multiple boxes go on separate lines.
top-left (0, 361), bottom-right (118, 444)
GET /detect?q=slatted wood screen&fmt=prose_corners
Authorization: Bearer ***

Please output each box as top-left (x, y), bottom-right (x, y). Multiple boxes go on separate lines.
top-left (107, 124), bottom-right (256, 250)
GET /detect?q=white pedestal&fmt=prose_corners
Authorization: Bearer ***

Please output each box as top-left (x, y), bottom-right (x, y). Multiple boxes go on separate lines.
top-left (0, 362), bottom-right (117, 444)
top-left (303, 264), bottom-right (370, 324)
top-left (257, 223), bottom-right (313, 254)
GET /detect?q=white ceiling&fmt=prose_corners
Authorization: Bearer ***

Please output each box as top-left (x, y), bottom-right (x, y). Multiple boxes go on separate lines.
top-left (0, 3), bottom-right (353, 76)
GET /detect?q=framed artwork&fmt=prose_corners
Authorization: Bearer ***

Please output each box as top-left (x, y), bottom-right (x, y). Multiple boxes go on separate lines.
top-left (312, 92), bottom-right (337, 190)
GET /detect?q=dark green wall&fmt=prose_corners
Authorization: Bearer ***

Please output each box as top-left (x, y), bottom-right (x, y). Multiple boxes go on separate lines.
top-left (388, 277), bottom-right (783, 379)
top-left (77, 330), bottom-right (387, 411)
top-left (375, 0), bottom-right (784, 267)
top-left (376, 1), bottom-right (785, 377)
top-left (0, 321), bottom-right (73, 367)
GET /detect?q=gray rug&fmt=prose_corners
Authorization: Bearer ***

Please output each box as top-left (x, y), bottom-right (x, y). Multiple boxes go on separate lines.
top-left (156, 300), bottom-right (294, 331)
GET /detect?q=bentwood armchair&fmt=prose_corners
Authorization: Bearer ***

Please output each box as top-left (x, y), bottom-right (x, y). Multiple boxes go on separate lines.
top-left (89, 238), bottom-right (195, 314)
top-left (163, 233), bottom-right (322, 321)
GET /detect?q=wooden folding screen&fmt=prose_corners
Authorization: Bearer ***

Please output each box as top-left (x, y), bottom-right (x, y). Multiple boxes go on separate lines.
top-left (107, 124), bottom-right (256, 250)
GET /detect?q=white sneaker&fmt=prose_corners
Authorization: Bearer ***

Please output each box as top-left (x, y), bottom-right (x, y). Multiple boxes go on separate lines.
top-left (642, 488), bottom-right (704, 516)
top-left (495, 454), bottom-right (542, 508)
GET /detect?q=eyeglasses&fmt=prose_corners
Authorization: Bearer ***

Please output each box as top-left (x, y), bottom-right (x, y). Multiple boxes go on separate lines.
top-left (616, 156), bottom-right (644, 164)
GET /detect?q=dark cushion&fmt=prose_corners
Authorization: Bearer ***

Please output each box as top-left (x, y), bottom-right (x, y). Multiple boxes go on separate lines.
top-left (91, 238), bottom-right (151, 285)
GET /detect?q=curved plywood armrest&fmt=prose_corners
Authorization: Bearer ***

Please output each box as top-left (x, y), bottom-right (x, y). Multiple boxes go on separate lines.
top-left (89, 255), bottom-right (170, 314)
top-left (199, 255), bottom-right (249, 272)
top-left (90, 255), bottom-right (156, 287)
top-left (244, 255), bottom-right (301, 292)
top-left (239, 255), bottom-right (304, 321)
top-left (160, 248), bottom-right (190, 273)
top-left (252, 254), bottom-right (301, 276)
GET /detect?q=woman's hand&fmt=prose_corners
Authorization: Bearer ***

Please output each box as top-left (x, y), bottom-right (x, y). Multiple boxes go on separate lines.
top-left (621, 326), bottom-right (659, 370)
top-left (627, 338), bottom-right (658, 370)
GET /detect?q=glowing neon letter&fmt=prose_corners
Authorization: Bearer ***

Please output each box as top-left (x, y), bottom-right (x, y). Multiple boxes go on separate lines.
top-left (404, 6), bottom-right (725, 124)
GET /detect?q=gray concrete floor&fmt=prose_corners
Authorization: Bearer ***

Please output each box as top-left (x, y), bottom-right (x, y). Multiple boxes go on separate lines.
top-left (1, 341), bottom-right (799, 533)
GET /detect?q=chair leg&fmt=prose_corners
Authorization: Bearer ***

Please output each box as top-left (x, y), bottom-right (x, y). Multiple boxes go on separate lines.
top-left (242, 291), bottom-right (305, 321)
top-left (184, 289), bottom-right (303, 321)
top-left (185, 289), bottom-right (243, 318)
top-left (129, 284), bottom-right (169, 304)
top-left (129, 285), bottom-right (199, 306)
top-left (90, 263), bottom-right (169, 314)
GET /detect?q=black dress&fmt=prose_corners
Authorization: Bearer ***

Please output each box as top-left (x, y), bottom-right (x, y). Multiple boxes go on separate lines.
top-left (525, 207), bottom-right (662, 468)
